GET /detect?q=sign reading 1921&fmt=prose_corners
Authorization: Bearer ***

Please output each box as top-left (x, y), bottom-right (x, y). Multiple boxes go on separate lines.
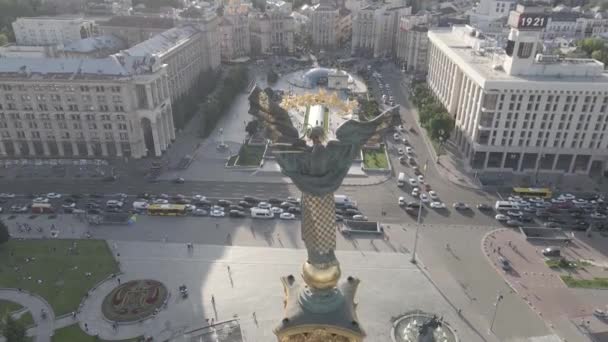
top-left (517, 14), bottom-right (548, 29)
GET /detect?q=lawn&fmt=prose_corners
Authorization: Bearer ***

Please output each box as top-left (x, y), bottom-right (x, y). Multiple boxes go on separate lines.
top-left (235, 144), bottom-right (265, 166)
top-left (561, 275), bottom-right (608, 289)
top-left (0, 300), bottom-right (23, 316)
top-left (16, 310), bottom-right (34, 328)
top-left (0, 239), bottom-right (119, 316)
top-left (226, 154), bottom-right (238, 167)
top-left (546, 259), bottom-right (590, 269)
top-left (52, 324), bottom-right (142, 342)
top-left (362, 148), bottom-right (388, 169)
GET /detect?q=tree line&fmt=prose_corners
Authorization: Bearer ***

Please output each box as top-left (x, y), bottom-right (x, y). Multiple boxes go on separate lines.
top-left (199, 65), bottom-right (249, 137)
top-left (411, 83), bottom-right (454, 142)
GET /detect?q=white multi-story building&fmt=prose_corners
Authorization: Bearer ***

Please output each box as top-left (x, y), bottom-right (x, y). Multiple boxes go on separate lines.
top-left (220, 0), bottom-right (252, 61)
top-left (12, 17), bottom-right (96, 46)
top-left (250, 0), bottom-right (295, 55)
top-left (350, 0), bottom-right (410, 58)
top-left (311, 0), bottom-right (339, 48)
top-left (469, 0), bottom-right (516, 32)
top-left (98, 16), bottom-right (175, 47)
top-left (395, 14), bottom-right (430, 74)
top-left (0, 55), bottom-right (174, 158)
top-left (121, 24), bottom-right (220, 101)
top-left (427, 5), bottom-right (608, 176)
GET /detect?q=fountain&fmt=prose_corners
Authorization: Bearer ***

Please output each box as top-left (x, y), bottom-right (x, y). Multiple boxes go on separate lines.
top-left (392, 313), bottom-right (458, 342)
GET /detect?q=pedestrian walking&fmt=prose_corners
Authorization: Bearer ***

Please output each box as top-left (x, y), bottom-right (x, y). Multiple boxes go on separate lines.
top-left (212, 295), bottom-right (215, 304)
top-left (117, 277), bottom-right (121, 285)
top-left (84, 323), bottom-right (88, 331)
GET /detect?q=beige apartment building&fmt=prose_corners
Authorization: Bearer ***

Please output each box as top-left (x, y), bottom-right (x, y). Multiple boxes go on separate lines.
top-left (98, 16), bottom-right (175, 47)
top-left (0, 55), bottom-right (174, 158)
top-left (250, 0), bottom-right (295, 55)
top-left (311, 0), bottom-right (339, 48)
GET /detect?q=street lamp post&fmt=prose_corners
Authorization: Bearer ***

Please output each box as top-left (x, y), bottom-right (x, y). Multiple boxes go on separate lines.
top-left (410, 198), bottom-right (423, 264)
top-left (489, 291), bottom-right (504, 334)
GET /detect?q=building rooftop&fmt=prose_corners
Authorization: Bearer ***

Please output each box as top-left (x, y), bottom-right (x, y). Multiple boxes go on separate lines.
top-left (62, 34), bottom-right (127, 54)
top-left (99, 15), bottom-right (175, 29)
top-left (14, 16), bottom-right (90, 22)
top-left (428, 26), bottom-right (608, 85)
top-left (0, 55), bottom-right (160, 80)
top-left (121, 25), bottom-right (199, 58)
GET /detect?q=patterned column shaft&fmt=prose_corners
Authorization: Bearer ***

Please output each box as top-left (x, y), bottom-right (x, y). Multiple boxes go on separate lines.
top-left (301, 192), bottom-right (336, 258)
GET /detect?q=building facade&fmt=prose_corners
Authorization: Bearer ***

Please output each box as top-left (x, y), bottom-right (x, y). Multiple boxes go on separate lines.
top-left (311, 0), bottom-right (339, 49)
top-left (122, 24), bottom-right (220, 101)
top-left (220, 15), bottom-right (251, 61)
top-left (469, 0), bottom-right (516, 32)
top-left (395, 15), bottom-right (429, 74)
top-left (0, 56), bottom-right (174, 158)
top-left (350, 1), bottom-right (410, 58)
top-left (12, 17), bottom-right (96, 46)
top-left (427, 5), bottom-right (608, 176)
top-left (98, 16), bottom-right (175, 47)
top-left (250, 0), bottom-right (295, 55)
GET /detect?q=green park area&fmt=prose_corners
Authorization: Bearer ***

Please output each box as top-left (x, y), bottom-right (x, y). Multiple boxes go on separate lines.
top-left (363, 147), bottom-right (388, 169)
top-left (0, 239), bottom-right (119, 316)
top-left (561, 275), bottom-right (608, 289)
top-left (229, 144), bottom-right (266, 167)
top-left (545, 258), bottom-right (590, 269)
top-left (52, 324), bottom-right (142, 342)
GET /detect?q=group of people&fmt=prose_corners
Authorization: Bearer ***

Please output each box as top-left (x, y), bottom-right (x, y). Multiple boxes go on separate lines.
top-left (16, 222), bottom-right (47, 233)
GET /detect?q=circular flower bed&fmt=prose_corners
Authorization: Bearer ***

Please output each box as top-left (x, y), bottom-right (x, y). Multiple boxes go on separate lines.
top-left (101, 279), bottom-right (168, 322)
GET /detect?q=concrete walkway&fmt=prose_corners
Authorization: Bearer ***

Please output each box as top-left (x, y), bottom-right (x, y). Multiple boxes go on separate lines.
top-left (0, 289), bottom-right (55, 342)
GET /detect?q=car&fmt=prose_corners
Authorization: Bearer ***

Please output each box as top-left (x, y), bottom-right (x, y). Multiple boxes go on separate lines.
top-left (45, 192), bottom-right (62, 199)
top-left (477, 203), bottom-right (492, 211)
top-left (411, 188), bottom-right (420, 197)
top-left (136, 193), bottom-right (152, 199)
top-left (405, 146), bottom-right (414, 154)
top-left (572, 198), bottom-right (588, 206)
top-left (453, 202), bottom-right (469, 210)
top-left (528, 197), bottom-right (544, 203)
top-left (408, 178), bottom-right (418, 187)
top-left (228, 205), bottom-right (245, 212)
top-left (184, 204), bottom-right (196, 212)
top-left (153, 199), bottom-right (169, 204)
top-left (591, 212), bottom-right (608, 219)
top-left (32, 197), bottom-right (49, 203)
top-left (393, 133), bottom-right (400, 141)
top-left (197, 199), bottom-right (212, 207)
top-left (61, 202), bottom-right (76, 209)
top-left (238, 200), bottom-right (253, 208)
top-left (270, 207), bottom-right (284, 214)
top-left (158, 193), bottom-right (169, 199)
top-left (547, 216), bottom-right (565, 223)
top-left (243, 196), bottom-right (260, 203)
top-left (112, 193), bottom-right (128, 199)
top-left (413, 166), bottom-right (421, 175)
top-left (210, 210), bottom-right (225, 217)
top-left (217, 199), bottom-right (232, 207)
top-left (173, 177), bottom-right (185, 184)
top-left (192, 194), bottom-right (206, 202)
top-left (559, 193), bottom-right (576, 200)
top-left (102, 175), bottom-right (118, 182)
top-left (521, 206), bottom-right (536, 213)
top-left (172, 194), bottom-right (186, 201)
top-left (106, 200), bottom-right (124, 208)
top-left (495, 214), bottom-right (508, 221)
top-left (397, 148), bottom-right (404, 155)
top-left (0, 193), bottom-right (15, 198)
top-left (543, 222), bottom-right (559, 228)
top-left (280, 212), bottom-right (296, 220)
top-left (193, 209), bottom-right (208, 216)
top-left (499, 257), bottom-right (511, 271)
top-left (210, 205), bottom-right (224, 212)
top-left (401, 138), bottom-right (408, 145)
top-left (10, 204), bottom-right (28, 213)
top-left (398, 197), bottom-right (406, 206)
top-left (594, 309), bottom-right (608, 319)
top-left (408, 156), bottom-right (416, 165)
top-left (399, 156), bottom-right (407, 165)
top-left (535, 202), bottom-right (551, 208)
top-left (542, 247), bottom-right (561, 257)
top-left (424, 184), bottom-right (431, 191)
top-left (428, 191), bottom-right (439, 200)
top-left (344, 208), bottom-right (362, 216)
top-left (268, 198), bottom-right (283, 205)
top-left (280, 201), bottom-right (293, 209)
top-left (506, 219), bottom-right (522, 227)
top-left (229, 210), bottom-right (246, 218)
top-left (417, 175), bottom-right (424, 183)
top-left (286, 196), bottom-right (300, 204)
top-left (335, 214), bottom-right (344, 222)
top-left (507, 210), bottom-right (523, 217)
top-left (287, 207), bottom-right (301, 214)
top-left (351, 215), bottom-right (368, 221)
top-left (258, 202), bottom-right (271, 209)
top-left (85, 202), bottom-right (100, 209)
top-left (551, 198), bottom-right (566, 204)
top-left (397, 125), bottom-right (404, 132)
top-left (420, 193), bottom-right (430, 203)
top-left (430, 201), bottom-right (446, 209)
top-left (508, 196), bottom-right (523, 202)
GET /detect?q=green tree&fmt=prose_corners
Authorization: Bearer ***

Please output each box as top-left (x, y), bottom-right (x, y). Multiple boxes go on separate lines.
top-left (428, 114), bottom-right (454, 140)
top-left (592, 49), bottom-right (608, 65)
top-left (0, 33), bottom-right (7, 46)
top-left (0, 220), bottom-right (9, 245)
top-left (245, 120), bottom-right (259, 136)
top-left (577, 38), bottom-right (605, 56)
top-left (1, 314), bottom-right (27, 342)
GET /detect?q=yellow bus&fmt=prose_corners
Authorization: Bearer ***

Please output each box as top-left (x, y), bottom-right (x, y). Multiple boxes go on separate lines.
top-left (147, 204), bottom-right (187, 216)
top-left (512, 187), bottom-right (552, 199)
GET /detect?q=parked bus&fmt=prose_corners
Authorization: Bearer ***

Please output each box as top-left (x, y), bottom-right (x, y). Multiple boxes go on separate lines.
top-left (147, 204), bottom-right (187, 216)
top-left (513, 187), bottom-right (552, 199)
top-left (32, 203), bottom-right (53, 214)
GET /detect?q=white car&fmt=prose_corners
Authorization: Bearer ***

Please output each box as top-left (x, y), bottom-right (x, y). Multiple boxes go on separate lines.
top-left (192, 194), bottom-right (206, 202)
top-left (559, 193), bottom-right (576, 200)
top-left (210, 205), bottom-right (224, 211)
top-left (508, 196), bottom-right (522, 202)
top-left (271, 207), bottom-right (283, 214)
top-left (420, 193), bottom-right (430, 203)
top-left (280, 212), bottom-right (296, 220)
top-left (428, 191), bottom-right (439, 200)
top-left (551, 198), bottom-right (566, 204)
top-left (61, 202), bottom-right (76, 209)
top-left (408, 178), bottom-right (418, 187)
top-left (495, 214), bottom-right (508, 221)
top-left (193, 209), bottom-right (208, 216)
top-left (153, 199), bottom-right (169, 204)
top-left (393, 133), bottom-right (400, 141)
top-left (185, 204), bottom-right (196, 212)
top-left (405, 146), bottom-right (413, 154)
top-left (210, 210), bottom-right (225, 217)
top-left (106, 200), bottom-right (124, 207)
top-left (528, 197), bottom-right (544, 203)
top-left (430, 201), bottom-right (446, 209)
top-left (133, 201), bottom-right (149, 210)
top-left (417, 175), bottom-right (424, 183)
top-left (258, 202), bottom-right (271, 209)
top-left (411, 188), bottom-right (420, 197)
top-left (32, 197), bottom-right (49, 203)
top-left (351, 215), bottom-right (368, 221)
top-left (572, 199), bottom-right (588, 205)
top-left (0, 193), bottom-right (15, 198)
top-left (591, 212), bottom-right (607, 219)
top-left (397, 125), bottom-right (404, 132)
top-left (46, 192), bottom-right (62, 199)
top-left (158, 193), bottom-right (170, 199)
top-left (398, 197), bottom-right (406, 206)
top-left (397, 148), bottom-right (404, 155)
